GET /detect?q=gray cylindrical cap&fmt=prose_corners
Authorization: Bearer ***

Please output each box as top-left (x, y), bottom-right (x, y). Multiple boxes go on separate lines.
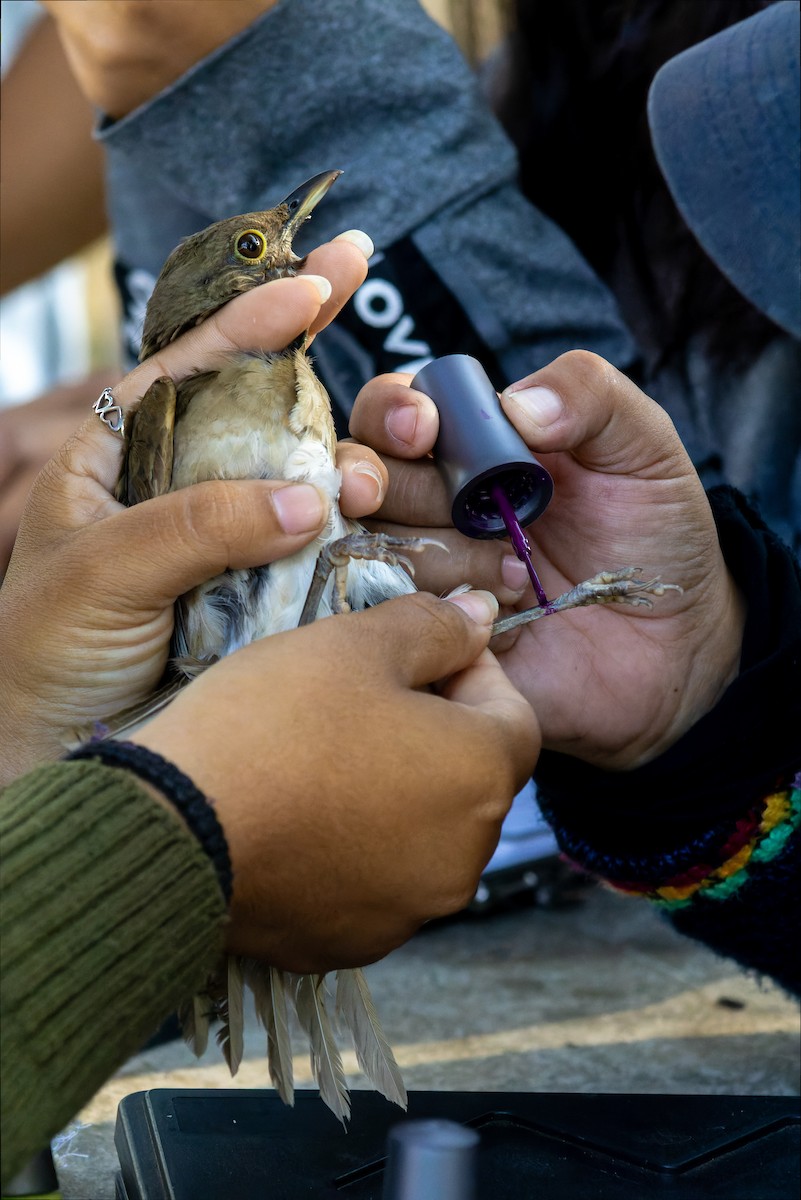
top-left (382, 1119), bottom-right (479, 1200)
top-left (412, 355), bottom-right (553, 539)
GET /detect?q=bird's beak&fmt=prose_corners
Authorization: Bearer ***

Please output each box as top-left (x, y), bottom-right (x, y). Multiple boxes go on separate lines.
top-left (280, 169), bottom-right (343, 234)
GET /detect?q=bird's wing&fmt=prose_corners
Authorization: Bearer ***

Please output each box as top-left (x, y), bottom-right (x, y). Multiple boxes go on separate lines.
top-left (115, 369), bottom-right (225, 506)
top-left (81, 672), bottom-right (187, 743)
top-left (115, 376), bottom-right (177, 506)
top-left (97, 371), bottom-right (221, 737)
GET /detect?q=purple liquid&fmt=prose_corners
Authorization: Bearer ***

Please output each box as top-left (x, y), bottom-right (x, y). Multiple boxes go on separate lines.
top-left (491, 484), bottom-right (549, 607)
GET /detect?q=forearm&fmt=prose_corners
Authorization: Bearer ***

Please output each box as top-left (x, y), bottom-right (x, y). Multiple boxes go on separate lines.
top-left (0, 760), bottom-right (226, 1185)
top-left (535, 487), bottom-right (801, 996)
top-left (0, 15), bottom-right (106, 294)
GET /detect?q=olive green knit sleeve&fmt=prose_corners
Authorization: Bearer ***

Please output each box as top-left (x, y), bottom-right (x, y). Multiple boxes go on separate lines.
top-left (1, 759), bottom-right (228, 1185)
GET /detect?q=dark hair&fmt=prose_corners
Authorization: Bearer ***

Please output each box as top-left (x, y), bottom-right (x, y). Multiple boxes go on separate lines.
top-left (491, 0), bottom-right (781, 371)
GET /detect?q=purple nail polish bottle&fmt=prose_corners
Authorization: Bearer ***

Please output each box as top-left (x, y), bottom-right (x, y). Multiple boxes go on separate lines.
top-left (412, 354), bottom-right (553, 605)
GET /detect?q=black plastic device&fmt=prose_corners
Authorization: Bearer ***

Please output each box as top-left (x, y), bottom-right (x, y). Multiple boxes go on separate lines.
top-left (411, 354), bottom-right (553, 540)
top-left (114, 1089), bottom-right (800, 1199)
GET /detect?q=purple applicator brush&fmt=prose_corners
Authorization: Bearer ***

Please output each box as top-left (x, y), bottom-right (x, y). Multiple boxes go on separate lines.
top-left (489, 482), bottom-right (550, 608)
top-left (411, 354), bottom-right (553, 608)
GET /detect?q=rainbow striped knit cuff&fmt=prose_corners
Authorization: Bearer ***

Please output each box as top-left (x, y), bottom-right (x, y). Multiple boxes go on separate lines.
top-left (605, 776), bottom-right (801, 911)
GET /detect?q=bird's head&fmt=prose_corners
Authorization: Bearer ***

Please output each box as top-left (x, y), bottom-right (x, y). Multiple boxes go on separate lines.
top-left (139, 169), bottom-right (342, 360)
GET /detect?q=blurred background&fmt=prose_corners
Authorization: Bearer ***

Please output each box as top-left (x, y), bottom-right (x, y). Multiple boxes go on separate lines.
top-left (0, 0), bottom-right (509, 409)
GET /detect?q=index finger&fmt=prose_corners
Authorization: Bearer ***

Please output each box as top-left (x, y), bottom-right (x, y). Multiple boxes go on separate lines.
top-left (439, 647), bottom-right (540, 786)
top-left (349, 375), bottom-right (440, 458)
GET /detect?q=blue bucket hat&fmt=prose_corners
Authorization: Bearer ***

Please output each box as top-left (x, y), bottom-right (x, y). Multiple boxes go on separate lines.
top-left (647, 1), bottom-right (800, 338)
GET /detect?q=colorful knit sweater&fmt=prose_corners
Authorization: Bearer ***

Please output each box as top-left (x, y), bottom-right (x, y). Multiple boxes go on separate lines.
top-left (535, 487), bottom-right (801, 997)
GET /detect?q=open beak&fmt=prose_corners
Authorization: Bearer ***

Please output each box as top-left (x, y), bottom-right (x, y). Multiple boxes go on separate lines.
top-left (280, 169), bottom-right (342, 233)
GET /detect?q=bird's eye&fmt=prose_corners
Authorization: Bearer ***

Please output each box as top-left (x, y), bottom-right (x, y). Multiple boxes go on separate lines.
top-left (234, 230), bottom-right (267, 261)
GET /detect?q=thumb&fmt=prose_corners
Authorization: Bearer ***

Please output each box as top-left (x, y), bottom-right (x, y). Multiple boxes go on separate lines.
top-left (354, 589), bottom-right (499, 689)
top-left (86, 478), bottom-right (329, 610)
top-left (500, 349), bottom-right (690, 480)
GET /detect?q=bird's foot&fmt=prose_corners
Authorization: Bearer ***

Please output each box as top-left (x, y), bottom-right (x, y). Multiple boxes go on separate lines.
top-left (299, 532), bottom-right (441, 624)
top-left (491, 567), bottom-right (683, 636)
top-left (324, 531), bottom-right (440, 576)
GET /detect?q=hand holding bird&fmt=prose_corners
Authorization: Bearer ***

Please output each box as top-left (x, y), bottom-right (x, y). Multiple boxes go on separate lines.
top-left (0, 228), bottom-right (377, 785)
top-left (2, 169), bottom-right (694, 1124)
top-left (106, 170), bottom-right (690, 1118)
top-left (0, 193), bottom-right (539, 1121)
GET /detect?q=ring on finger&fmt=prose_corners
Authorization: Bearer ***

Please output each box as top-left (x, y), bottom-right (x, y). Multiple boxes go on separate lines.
top-left (92, 387), bottom-right (125, 437)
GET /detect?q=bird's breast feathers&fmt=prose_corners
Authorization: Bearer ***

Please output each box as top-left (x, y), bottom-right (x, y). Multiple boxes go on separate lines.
top-left (170, 349), bottom-right (337, 492)
top-left (167, 347), bottom-right (413, 660)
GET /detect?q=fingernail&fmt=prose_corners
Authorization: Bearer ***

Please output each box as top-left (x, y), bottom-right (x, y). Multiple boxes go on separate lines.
top-left (302, 274), bottom-right (332, 303)
top-left (352, 459), bottom-right (385, 504)
top-left (447, 589), bottom-right (499, 626)
top-left (503, 384), bottom-right (563, 428)
top-left (272, 484), bottom-right (326, 533)
top-left (386, 403), bottom-right (418, 447)
top-left (501, 555), bottom-right (529, 593)
top-left (334, 229), bottom-right (375, 259)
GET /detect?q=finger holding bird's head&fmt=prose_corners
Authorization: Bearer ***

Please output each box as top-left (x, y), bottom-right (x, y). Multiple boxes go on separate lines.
top-left (65, 223), bottom-right (370, 507)
top-left (140, 169), bottom-right (343, 359)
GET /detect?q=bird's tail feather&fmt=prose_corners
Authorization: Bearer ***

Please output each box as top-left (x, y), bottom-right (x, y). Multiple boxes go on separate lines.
top-left (179, 961), bottom-right (407, 1124)
top-left (289, 973), bottom-right (351, 1126)
top-left (215, 955), bottom-right (245, 1075)
top-left (336, 967), bottom-right (407, 1109)
top-left (177, 984), bottom-right (215, 1058)
top-left (247, 961), bottom-right (295, 1105)
top-left (71, 672), bottom-right (188, 746)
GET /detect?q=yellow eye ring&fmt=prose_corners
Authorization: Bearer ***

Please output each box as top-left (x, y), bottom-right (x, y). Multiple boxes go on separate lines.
top-left (234, 229), bottom-right (267, 261)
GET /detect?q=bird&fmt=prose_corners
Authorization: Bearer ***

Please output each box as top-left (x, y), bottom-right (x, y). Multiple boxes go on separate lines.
top-left (114, 169), bottom-right (416, 1124)
top-left (111, 168), bottom-right (680, 1124)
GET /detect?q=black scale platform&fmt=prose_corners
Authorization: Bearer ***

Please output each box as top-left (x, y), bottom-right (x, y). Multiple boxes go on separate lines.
top-left (115, 1089), bottom-right (799, 1198)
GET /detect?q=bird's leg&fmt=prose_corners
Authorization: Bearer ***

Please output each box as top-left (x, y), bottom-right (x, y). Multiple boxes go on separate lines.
top-left (491, 567), bottom-right (682, 636)
top-left (299, 532), bottom-right (440, 625)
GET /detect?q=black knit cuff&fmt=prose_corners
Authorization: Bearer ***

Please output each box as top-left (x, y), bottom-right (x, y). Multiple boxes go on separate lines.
top-left (66, 740), bottom-right (233, 904)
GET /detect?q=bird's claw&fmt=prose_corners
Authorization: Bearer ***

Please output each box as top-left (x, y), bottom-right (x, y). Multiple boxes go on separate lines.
top-left (299, 532), bottom-right (442, 625)
top-left (491, 567), bottom-right (683, 636)
top-left (568, 566), bottom-right (683, 607)
top-left (322, 532), bottom-right (443, 575)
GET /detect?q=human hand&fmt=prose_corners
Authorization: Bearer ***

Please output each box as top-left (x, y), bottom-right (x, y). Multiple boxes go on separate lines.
top-left (0, 371), bottom-right (122, 577)
top-left (0, 235), bottom-right (382, 784)
top-left (133, 589), bottom-right (539, 972)
top-left (42, 1), bottom-right (278, 118)
top-left (349, 350), bottom-right (746, 770)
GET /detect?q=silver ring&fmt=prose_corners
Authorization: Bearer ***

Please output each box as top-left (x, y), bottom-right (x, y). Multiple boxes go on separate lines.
top-left (93, 388), bottom-right (125, 437)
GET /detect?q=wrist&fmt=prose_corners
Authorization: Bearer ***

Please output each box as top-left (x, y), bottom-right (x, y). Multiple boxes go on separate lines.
top-left (0, 683), bottom-right (66, 787)
top-left (66, 739), bottom-right (233, 904)
top-left (637, 564), bottom-right (747, 768)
